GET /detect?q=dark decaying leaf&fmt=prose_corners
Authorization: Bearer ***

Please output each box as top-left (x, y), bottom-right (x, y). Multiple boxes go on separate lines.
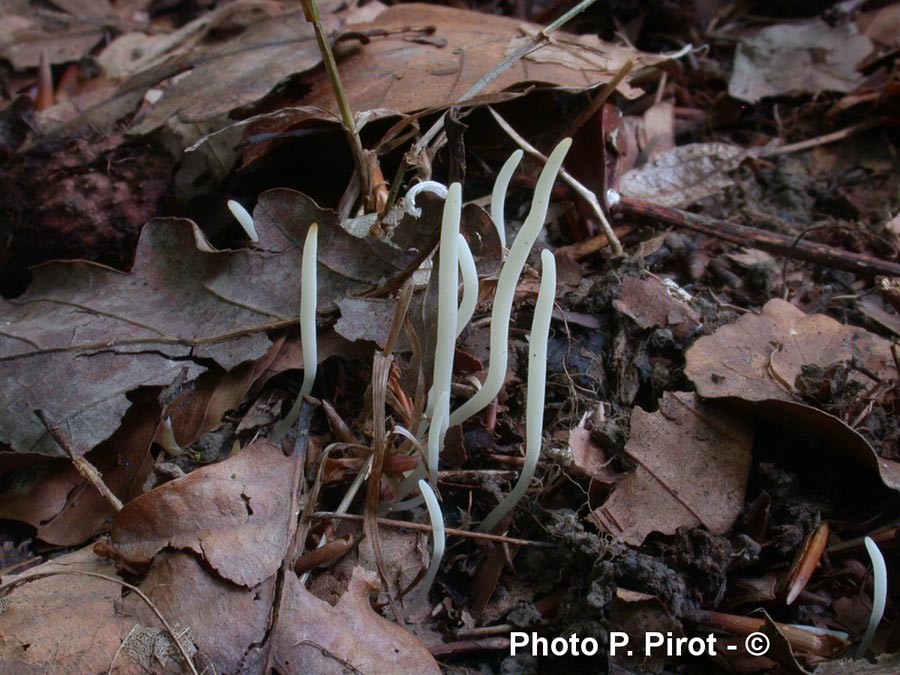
top-left (0, 188), bottom-right (439, 458)
top-left (129, 5), bottom-right (338, 134)
top-left (728, 18), bottom-right (873, 103)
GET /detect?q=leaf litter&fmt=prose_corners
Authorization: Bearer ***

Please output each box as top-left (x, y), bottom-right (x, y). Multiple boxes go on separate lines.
top-left (2, 0), bottom-right (900, 674)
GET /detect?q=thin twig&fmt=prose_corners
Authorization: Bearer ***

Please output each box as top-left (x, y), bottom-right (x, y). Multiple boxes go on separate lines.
top-left (35, 409), bottom-right (123, 512)
top-left (313, 512), bottom-right (556, 548)
top-left (760, 118), bottom-right (886, 157)
top-left (618, 197), bottom-right (900, 277)
top-left (489, 107), bottom-right (624, 254)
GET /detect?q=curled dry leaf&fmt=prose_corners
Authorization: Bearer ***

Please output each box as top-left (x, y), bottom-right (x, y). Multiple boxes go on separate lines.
top-left (239, 2), bottom-right (680, 154)
top-left (684, 299), bottom-right (900, 489)
top-left (591, 392), bottom-right (754, 546)
top-left (110, 440), bottom-right (294, 587)
top-left (0, 188), bottom-right (438, 458)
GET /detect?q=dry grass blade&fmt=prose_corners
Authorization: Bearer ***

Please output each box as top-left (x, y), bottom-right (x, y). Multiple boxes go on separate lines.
top-left (365, 352), bottom-right (405, 623)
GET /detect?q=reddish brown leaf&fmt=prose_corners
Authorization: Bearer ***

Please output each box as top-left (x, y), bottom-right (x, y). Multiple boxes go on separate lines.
top-left (591, 392), bottom-right (754, 545)
top-left (123, 551), bottom-right (276, 674)
top-left (613, 275), bottom-right (701, 340)
top-left (111, 440), bottom-right (294, 587)
top-left (0, 547), bottom-right (144, 674)
top-left (685, 299), bottom-right (900, 489)
top-left (273, 567), bottom-right (441, 675)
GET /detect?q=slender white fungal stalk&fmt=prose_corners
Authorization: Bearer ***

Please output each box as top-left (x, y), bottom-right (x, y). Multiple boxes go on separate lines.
top-left (428, 183), bottom-right (461, 417)
top-left (456, 233), bottom-right (477, 337)
top-left (408, 479), bottom-right (445, 613)
top-left (391, 185), bottom-right (461, 509)
top-left (491, 149), bottom-right (523, 248)
top-left (405, 181), bottom-right (449, 217)
top-left (227, 199), bottom-right (259, 242)
top-left (427, 391), bottom-right (450, 486)
top-left (449, 138), bottom-right (571, 428)
top-left (272, 223), bottom-right (319, 441)
top-left (858, 536), bottom-right (887, 656)
top-left (479, 249), bottom-right (555, 532)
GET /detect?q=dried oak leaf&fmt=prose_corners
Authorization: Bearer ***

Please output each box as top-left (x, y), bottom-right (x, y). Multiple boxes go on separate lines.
top-left (110, 440), bottom-right (293, 587)
top-left (0, 188), bottom-right (437, 457)
top-left (591, 392), bottom-right (754, 546)
top-left (684, 299), bottom-right (900, 490)
top-left (273, 567), bottom-right (441, 675)
top-left (239, 2), bottom-right (679, 155)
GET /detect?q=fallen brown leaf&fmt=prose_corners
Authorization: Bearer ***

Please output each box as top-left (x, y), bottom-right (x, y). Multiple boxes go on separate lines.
top-left (613, 275), bottom-right (701, 341)
top-left (729, 18), bottom-right (873, 103)
top-left (684, 298), bottom-right (900, 490)
top-left (0, 547), bottom-right (145, 675)
top-left (591, 392), bottom-right (754, 546)
top-left (617, 142), bottom-right (747, 208)
top-left (239, 2), bottom-right (678, 156)
top-left (273, 567), bottom-right (442, 675)
top-left (110, 440), bottom-right (294, 586)
top-left (122, 551), bottom-right (276, 674)
top-left (129, 4), bottom-right (338, 134)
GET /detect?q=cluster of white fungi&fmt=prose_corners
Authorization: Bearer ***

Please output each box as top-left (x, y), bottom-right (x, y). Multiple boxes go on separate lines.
top-left (231, 140), bottom-right (574, 610)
